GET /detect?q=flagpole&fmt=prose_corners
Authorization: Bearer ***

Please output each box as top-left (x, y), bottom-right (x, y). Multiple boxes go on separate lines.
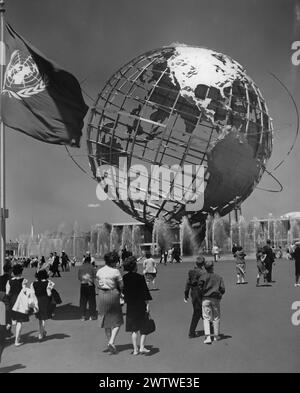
top-left (0, 0), bottom-right (6, 275)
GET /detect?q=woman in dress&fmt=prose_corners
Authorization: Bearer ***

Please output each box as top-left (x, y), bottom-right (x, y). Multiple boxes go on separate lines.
top-left (37, 256), bottom-right (46, 272)
top-left (5, 264), bottom-right (29, 346)
top-left (256, 248), bottom-right (268, 286)
top-left (96, 252), bottom-right (123, 354)
top-left (233, 246), bottom-right (247, 284)
top-left (143, 252), bottom-right (157, 290)
top-left (123, 256), bottom-right (153, 355)
top-left (32, 269), bottom-right (54, 340)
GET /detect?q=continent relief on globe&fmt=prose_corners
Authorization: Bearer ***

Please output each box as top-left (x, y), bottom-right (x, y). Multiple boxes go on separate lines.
top-left (88, 45), bottom-right (272, 245)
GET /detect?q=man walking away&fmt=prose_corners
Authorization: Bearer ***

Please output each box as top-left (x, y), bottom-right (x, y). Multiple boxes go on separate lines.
top-left (263, 240), bottom-right (275, 283)
top-left (78, 256), bottom-right (97, 321)
top-left (199, 260), bottom-right (225, 344)
top-left (61, 251), bottom-right (70, 272)
top-left (51, 252), bottom-right (61, 278)
top-left (184, 255), bottom-right (206, 338)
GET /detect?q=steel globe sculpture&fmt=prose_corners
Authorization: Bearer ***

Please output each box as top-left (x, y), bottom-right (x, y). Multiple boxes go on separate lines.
top-left (87, 45), bottom-right (273, 244)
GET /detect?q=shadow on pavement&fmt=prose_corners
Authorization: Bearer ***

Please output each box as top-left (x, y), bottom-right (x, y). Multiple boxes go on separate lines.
top-left (5, 330), bottom-right (37, 346)
top-left (5, 330), bottom-right (70, 345)
top-left (42, 333), bottom-right (71, 342)
top-left (115, 343), bottom-right (132, 353)
top-left (0, 363), bottom-right (26, 373)
top-left (54, 303), bottom-right (81, 320)
top-left (219, 334), bottom-right (232, 341)
top-left (116, 343), bottom-right (160, 356)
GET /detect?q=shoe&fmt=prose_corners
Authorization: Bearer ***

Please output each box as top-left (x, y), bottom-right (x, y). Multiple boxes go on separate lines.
top-left (188, 333), bottom-right (197, 338)
top-left (107, 343), bottom-right (118, 354)
top-left (204, 336), bottom-right (212, 344)
top-left (5, 330), bottom-right (14, 338)
top-left (214, 335), bottom-right (221, 342)
top-left (14, 342), bottom-right (24, 347)
top-left (139, 348), bottom-right (150, 354)
top-left (80, 317), bottom-right (88, 321)
top-left (131, 351), bottom-right (139, 355)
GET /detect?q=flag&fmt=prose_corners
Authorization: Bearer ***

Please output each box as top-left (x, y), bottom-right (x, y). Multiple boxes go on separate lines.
top-left (1, 24), bottom-right (88, 147)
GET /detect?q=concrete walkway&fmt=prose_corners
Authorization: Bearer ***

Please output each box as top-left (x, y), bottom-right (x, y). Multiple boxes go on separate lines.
top-left (0, 257), bottom-right (299, 373)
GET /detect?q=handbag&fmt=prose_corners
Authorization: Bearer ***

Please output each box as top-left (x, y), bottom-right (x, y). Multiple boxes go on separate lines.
top-left (141, 312), bottom-right (156, 335)
top-left (51, 288), bottom-right (62, 305)
top-left (12, 289), bottom-right (30, 314)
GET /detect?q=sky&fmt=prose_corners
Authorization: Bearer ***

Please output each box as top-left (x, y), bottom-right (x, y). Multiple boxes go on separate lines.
top-left (3, 0), bottom-right (300, 240)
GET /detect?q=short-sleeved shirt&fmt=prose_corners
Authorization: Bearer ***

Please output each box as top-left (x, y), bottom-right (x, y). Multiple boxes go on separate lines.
top-left (96, 265), bottom-right (123, 290)
top-left (143, 258), bottom-right (157, 274)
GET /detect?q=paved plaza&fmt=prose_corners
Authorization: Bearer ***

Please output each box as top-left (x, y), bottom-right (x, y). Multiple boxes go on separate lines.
top-left (0, 257), bottom-right (299, 373)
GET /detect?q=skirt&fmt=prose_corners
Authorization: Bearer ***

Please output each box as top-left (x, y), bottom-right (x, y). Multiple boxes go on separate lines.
top-left (257, 260), bottom-right (267, 276)
top-left (98, 289), bottom-right (123, 329)
top-left (296, 260), bottom-right (300, 276)
top-left (144, 272), bottom-right (156, 282)
top-left (126, 301), bottom-right (147, 333)
top-left (236, 263), bottom-right (246, 275)
top-left (35, 296), bottom-right (51, 321)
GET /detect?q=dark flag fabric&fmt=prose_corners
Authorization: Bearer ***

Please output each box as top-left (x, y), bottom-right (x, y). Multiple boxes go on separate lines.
top-left (2, 24), bottom-right (88, 147)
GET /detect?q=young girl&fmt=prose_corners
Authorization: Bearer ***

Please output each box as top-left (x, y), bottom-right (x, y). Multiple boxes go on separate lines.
top-left (256, 248), bottom-right (268, 286)
top-left (143, 252), bottom-right (157, 290)
top-left (234, 247), bottom-right (247, 284)
top-left (6, 264), bottom-right (29, 346)
top-left (32, 270), bottom-right (54, 340)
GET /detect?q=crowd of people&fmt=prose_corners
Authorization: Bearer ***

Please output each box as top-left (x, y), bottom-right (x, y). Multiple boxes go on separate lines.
top-left (159, 246), bottom-right (182, 264)
top-left (0, 238), bottom-right (299, 362)
top-left (230, 239), bottom-right (300, 287)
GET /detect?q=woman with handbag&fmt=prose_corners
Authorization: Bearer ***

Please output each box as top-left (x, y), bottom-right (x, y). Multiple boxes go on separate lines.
top-left (142, 252), bottom-right (157, 290)
top-left (31, 270), bottom-right (55, 340)
top-left (5, 264), bottom-right (29, 346)
top-left (123, 256), bottom-right (153, 355)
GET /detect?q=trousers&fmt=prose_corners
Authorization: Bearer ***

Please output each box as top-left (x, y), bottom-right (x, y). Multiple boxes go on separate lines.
top-left (79, 284), bottom-right (97, 318)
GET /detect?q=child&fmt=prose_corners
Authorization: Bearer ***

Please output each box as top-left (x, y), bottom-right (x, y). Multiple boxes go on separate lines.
top-left (6, 264), bottom-right (29, 346)
top-left (234, 247), bottom-right (246, 284)
top-left (31, 270), bottom-right (55, 340)
top-left (256, 248), bottom-right (268, 286)
top-left (199, 260), bottom-right (225, 344)
top-left (143, 252), bottom-right (157, 290)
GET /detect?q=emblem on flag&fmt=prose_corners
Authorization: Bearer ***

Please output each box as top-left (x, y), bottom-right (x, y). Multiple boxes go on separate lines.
top-left (3, 49), bottom-right (48, 99)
